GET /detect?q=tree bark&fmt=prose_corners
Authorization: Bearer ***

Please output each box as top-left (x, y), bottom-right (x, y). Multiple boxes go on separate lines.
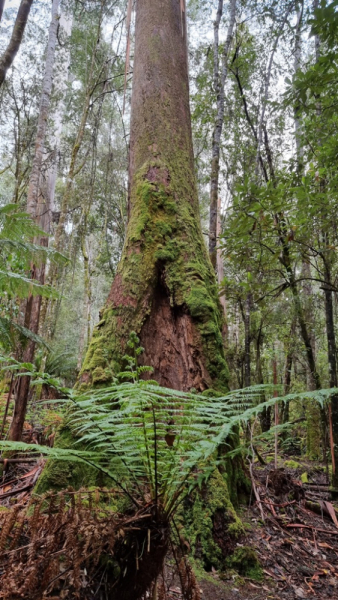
top-left (216, 196), bottom-right (227, 336)
top-left (322, 252), bottom-right (338, 486)
top-left (209, 0), bottom-right (236, 268)
top-left (244, 293), bottom-right (251, 388)
top-left (256, 321), bottom-right (270, 432)
top-left (281, 317), bottom-right (296, 426)
top-left (9, 0), bottom-right (60, 442)
top-left (0, 0), bottom-right (5, 23)
top-left (0, 0), bottom-right (34, 88)
top-left (81, 0), bottom-right (229, 392)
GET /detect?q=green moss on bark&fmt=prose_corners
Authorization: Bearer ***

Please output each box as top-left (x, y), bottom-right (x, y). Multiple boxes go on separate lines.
top-left (80, 160), bottom-right (229, 392)
top-left (179, 469), bottom-right (244, 571)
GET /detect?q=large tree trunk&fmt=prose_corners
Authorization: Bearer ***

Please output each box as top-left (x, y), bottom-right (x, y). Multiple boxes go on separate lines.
top-left (9, 0), bottom-right (60, 441)
top-left (0, 0), bottom-right (34, 88)
top-left (80, 0), bottom-right (229, 392)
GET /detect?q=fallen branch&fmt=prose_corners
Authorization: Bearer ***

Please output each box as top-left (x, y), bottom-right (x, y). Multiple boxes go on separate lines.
top-left (286, 523), bottom-right (338, 535)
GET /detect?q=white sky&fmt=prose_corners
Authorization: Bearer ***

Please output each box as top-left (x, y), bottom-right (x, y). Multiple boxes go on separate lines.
top-left (4, 0), bottom-right (21, 6)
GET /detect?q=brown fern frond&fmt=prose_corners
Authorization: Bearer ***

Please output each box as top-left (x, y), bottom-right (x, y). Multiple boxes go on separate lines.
top-left (0, 505), bottom-right (20, 551)
top-left (9, 510), bottom-right (26, 550)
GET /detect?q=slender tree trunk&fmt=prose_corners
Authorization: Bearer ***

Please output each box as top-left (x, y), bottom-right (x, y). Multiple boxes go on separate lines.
top-left (281, 317), bottom-right (296, 426)
top-left (0, 0), bottom-right (34, 88)
top-left (209, 0), bottom-right (236, 268)
top-left (323, 254), bottom-right (338, 485)
top-left (256, 322), bottom-right (270, 432)
top-left (293, 2), bottom-right (304, 173)
top-left (81, 0), bottom-right (229, 392)
top-left (9, 0), bottom-right (60, 442)
top-left (216, 196), bottom-right (227, 336)
top-left (244, 293), bottom-right (251, 388)
top-left (0, 0), bottom-right (5, 23)
top-left (39, 11), bottom-right (73, 336)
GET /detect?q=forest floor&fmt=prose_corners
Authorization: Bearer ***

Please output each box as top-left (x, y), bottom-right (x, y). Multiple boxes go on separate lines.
top-left (0, 409), bottom-right (338, 600)
top-left (162, 456), bottom-right (338, 600)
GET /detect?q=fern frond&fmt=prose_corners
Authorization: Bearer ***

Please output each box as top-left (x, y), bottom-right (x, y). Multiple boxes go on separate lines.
top-left (2, 382), bottom-right (336, 515)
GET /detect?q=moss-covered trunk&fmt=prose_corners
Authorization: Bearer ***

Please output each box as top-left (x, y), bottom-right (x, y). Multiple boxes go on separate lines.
top-left (80, 0), bottom-right (228, 392)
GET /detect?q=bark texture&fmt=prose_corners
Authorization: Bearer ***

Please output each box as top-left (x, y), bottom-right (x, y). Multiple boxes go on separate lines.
top-left (0, 0), bottom-right (34, 87)
top-left (81, 0), bottom-right (229, 392)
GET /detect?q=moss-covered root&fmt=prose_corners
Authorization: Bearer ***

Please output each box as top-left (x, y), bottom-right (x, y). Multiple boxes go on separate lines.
top-left (179, 469), bottom-right (245, 571)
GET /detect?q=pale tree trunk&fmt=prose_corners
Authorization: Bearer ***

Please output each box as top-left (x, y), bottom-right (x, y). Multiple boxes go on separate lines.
top-left (0, 0), bottom-right (34, 87)
top-left (256, 322), bottom-right (270, 432)
top-left (9, 0), bottom-right (60, 442)
top-left (255, 6), bottom-right (293, 177)
top-left (81, 0), bottom-right (229, 393)
top-left (39, 11), bottom-right (73, 336)
top-left (44, 10), bottom-right (104, 338)
top-left (45, 12), bottom-right (73, 221)
top-left (52, 8), bottom-right (104, 259)
top-left (209, 0), bottom-right (236, 268)
top-left (243, 293), bottom-right (251, 388)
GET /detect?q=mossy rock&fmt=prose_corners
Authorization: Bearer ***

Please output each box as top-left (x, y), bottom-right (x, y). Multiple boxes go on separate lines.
top-left (226, 546), bottom-right (263, 581)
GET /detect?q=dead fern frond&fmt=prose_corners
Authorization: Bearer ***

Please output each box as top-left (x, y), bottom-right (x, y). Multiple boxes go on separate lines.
top-left (0, 505), bottom-right (20, 551)
top-left (0, 490), bottom-right (168, 600)
top-left (178, 557), bottom-right (201, 600)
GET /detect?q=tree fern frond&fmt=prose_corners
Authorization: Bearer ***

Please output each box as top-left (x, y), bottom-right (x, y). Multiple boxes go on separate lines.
top-left (0, 316), bottom-right (50, 348)
top-left (2, 382), bottom-right (336, 515)
top-left (0, 270), bottom-right (58, 298)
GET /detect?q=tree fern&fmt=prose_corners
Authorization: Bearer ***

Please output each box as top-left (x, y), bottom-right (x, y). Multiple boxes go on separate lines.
top-left (1, 376), bottom-right (336, 515)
